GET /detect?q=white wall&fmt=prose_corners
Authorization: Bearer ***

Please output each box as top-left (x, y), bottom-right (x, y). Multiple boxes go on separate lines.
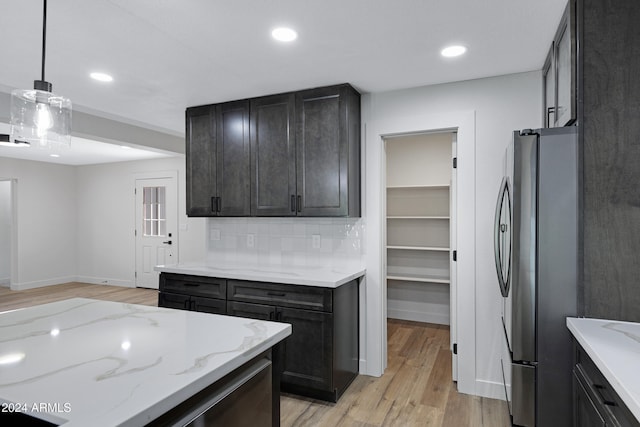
top-left (362, 71), bottom-right (542, 397)
top-left (206, 217), bottom-right (364, 266)
top-left (0, 158), bottom-right (77, 289)
top-left (0, 180), bottom-right (11, 285)
top-left (76, 157), bottom-right (206, 286)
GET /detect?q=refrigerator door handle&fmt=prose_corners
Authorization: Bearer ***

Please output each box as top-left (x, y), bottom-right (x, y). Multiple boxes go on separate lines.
top-left (494, 176), bottom-right (512, 297)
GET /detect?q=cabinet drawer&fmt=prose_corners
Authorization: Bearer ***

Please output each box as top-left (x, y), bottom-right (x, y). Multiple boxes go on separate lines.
top-left (160, 273), bottom-right (227, 299)
top-left (227, 280), bottom-right (332, 312)
top-left (576, 346), bottom-right (639, 426)
top-left (227, 301), bottom-right (276, 321)
top-left (192, 296), bottom-right (226, 315)
top-left (159, 291), bottom-right (191, 310)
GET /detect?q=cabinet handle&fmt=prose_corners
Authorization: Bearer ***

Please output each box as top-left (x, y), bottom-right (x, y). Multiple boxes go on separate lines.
top-left (267, 291), bottom-right (286, 297)
top-left (291, 195), bottom-right (296, 212)
top-left (269, 310), bottom-right (274, 321)
top-left (275, 309), bottom-right (282, 321)
top-left (211, 196), bottom-right (216, 213)
top-left (184, 299), bottom-right (190, 310)
top-left (216, 197), bottom-right (221, 213)
top-left (594, 384), bottom-right (617, 406)
top-left (547, 107), bottom-right (555, 127)
top-left (297, 195), bottom-right (302, 213)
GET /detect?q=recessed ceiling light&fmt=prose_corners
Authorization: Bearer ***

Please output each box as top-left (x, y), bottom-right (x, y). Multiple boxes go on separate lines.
top-left (271, 27), bottom-right (297, 42)
top-left (50, 154), bottom-right (60, 158)
top-left (441, 45), bottom-right (467, 58)
top-left (121, 145), bottom-right (132, 150)
top-left (90, 72), bottom-right (113, 82)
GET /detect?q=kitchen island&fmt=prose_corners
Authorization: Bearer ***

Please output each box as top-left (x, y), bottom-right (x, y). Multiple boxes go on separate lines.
top-left (0, 298), bottom-right (291, 426)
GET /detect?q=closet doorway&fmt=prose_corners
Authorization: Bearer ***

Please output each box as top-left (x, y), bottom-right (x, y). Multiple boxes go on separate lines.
top-left (384, 130), bottom-right (457, 378)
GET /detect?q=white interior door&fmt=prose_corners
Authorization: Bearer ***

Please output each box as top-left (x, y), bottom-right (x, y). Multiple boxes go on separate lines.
top-left (135, 176), bottom-right (177, 289)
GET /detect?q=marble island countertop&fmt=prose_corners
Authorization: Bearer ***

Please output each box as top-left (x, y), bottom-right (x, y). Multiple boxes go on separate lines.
top-left (567, 317), bottom-right (640, 421)
top-left (0, 298), bottom-right (291, 426)
top-left (155, 260), bottom-right (366, 288)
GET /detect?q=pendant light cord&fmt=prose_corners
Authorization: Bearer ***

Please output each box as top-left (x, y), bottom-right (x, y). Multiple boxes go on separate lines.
top-left (41, 0), bottom-right (47, 82)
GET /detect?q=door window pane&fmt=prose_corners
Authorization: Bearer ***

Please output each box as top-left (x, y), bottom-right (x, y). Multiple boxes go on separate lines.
top-left (143, 186), bottom-right (166, 237)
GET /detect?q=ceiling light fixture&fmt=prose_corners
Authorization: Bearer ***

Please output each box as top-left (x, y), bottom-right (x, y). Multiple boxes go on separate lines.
top-left (271, 27), bottom-right (297, 42)
top-left (9, 0), bottom-right (72, 150)
top-left (90, 72), bottom-right (113, 82)
top-left (441, 45), bottom-right (467, 58)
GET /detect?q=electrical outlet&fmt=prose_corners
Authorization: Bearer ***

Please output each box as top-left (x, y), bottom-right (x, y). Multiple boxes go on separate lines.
top-left (312, 234), bottom-right (321, 249)
top-left (210, 229), bottom-right (221, 241)
top-left (247, 234), bottom-right (255, 248)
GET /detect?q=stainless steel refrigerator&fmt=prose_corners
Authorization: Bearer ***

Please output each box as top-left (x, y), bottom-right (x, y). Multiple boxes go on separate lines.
top-left (494, 127), bottom-right (579, 427)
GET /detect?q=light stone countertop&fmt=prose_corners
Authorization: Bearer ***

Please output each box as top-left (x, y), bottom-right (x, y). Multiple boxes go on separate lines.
top-left (0, 298), bottom-right (291, 426)
top-left (155, 260), bottom-right (366, 288)
top-left (567, 317), bottom-right (640, 421)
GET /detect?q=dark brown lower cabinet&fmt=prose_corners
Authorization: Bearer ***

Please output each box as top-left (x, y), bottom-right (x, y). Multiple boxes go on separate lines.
top-left (573, 343), bottom-right (639, 427)
top-left (227, 301), bottom-right (335, 398)
top-left (158, 273), bottom-right (359, 402)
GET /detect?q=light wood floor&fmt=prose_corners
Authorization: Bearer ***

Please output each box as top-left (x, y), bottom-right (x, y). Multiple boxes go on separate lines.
top-left (0, 283), bottom-right (510, 427)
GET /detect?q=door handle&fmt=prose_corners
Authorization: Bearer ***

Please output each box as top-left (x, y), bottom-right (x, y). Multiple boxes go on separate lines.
top-left (162, 240), bottom-right (172, 245)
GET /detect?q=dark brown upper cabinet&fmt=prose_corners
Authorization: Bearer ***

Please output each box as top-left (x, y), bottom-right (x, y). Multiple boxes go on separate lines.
top-left (250, 93), bottom-right (297, 216)
top-left (186, 100), bottom-right (250, 216)
top-left (295, 85), bottom-right (361, 217)
top-left (187, 84), bottom-right (361, 217)
top-left (543, 0), bottom-right (577, 127)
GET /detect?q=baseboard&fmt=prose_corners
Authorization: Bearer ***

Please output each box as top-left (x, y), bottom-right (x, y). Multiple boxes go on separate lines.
top-left (11, 276), bottom-right (77, 290)
top-left (0, 276), bottom-right (9, 286)
top-left (75, 276), bottom-right (134, 288)
top-left (10, 276), bottom-right (134, 290)
top-left (387, 307), bottom-right (450, 325)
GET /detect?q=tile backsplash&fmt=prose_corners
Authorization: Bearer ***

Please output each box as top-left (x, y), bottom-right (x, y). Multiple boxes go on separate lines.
top-left (206, 217), bottom-right (365, 266)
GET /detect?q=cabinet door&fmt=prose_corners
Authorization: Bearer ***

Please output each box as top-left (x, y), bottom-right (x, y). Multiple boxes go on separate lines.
top-left (186, 105), bottom-right (217, 216)
top-left (574, 372), bottom-right (606, 427)
top-left (158, 291), bottom-right (191, 310)
top-left (278, 307), bottom-right (333, 394)
top-left (227, 301), bottom-right (276, 321)
top-left (296, 84), bottom-right (360, 216)
top-left (250, 93), bottom-right (297, 216)
top-left (191, 296), bottom-right (226, 315)
top-left (553, 0), bottom-right (576, 126)
top-left (216, 101), bottom-right (251, 216)
top-left (542, 43), bottom-right (556, 127)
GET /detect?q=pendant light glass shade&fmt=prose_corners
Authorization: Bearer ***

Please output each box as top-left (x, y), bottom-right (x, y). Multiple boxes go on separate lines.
top-left (10, 88), bottom-right (72, 148)
top-left (6, 0), bottom-right (72, 150)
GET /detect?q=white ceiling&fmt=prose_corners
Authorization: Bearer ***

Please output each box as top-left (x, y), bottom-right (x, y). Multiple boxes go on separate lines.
top-left (0, 0), bottom-right (567, 163)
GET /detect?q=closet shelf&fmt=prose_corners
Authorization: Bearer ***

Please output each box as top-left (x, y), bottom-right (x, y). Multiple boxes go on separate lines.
top-left (386, 274), bottom-right (450, 284)
top-left (387, 245), bottom-right (450, 252)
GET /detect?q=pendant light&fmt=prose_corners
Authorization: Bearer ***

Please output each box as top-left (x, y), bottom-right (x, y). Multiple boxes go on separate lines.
top-left (8, 0), bottom-right (71, 149)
